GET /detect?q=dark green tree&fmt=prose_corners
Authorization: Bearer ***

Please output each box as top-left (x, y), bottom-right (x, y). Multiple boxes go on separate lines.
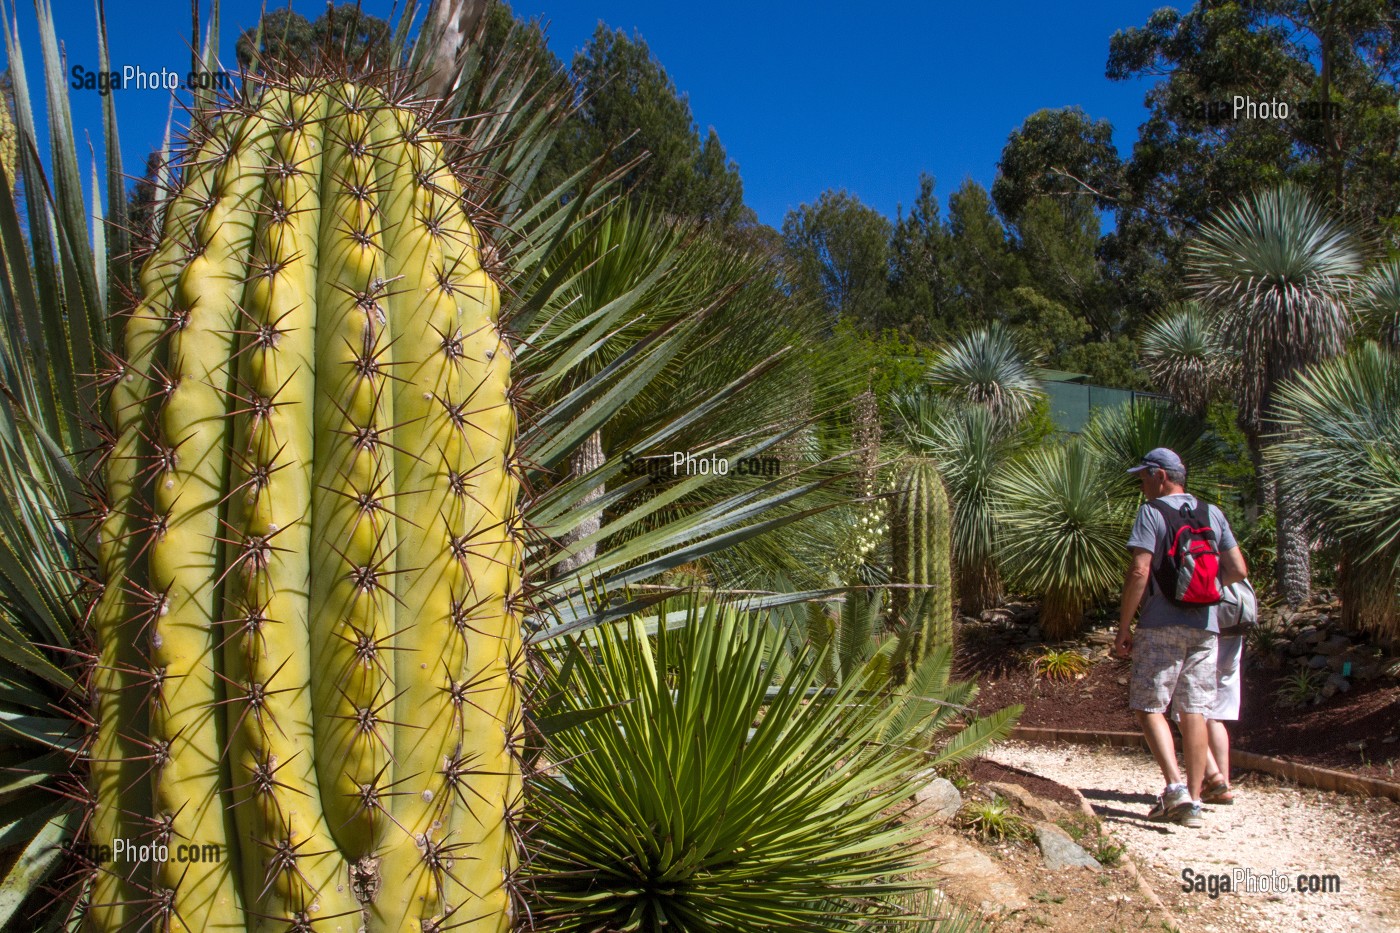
top-left (236, 4), bottom-right (391, 72)
top-left (545, 25), bottom-right (749, 226)
top-left (991, 106), bottom-right (1122, 224)
top-left (887, 173), bottom-right (955, 342)
top-left (781, 189), bottom-right (892, 326)
top-left (1108, 1), bottom-right (1400, 233)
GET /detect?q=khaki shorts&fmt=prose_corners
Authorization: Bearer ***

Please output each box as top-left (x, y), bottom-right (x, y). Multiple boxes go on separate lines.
top-left (1171, 634), bottom-right (1243, 722)
top-left (1130, 624), bottom-right (1218, 715)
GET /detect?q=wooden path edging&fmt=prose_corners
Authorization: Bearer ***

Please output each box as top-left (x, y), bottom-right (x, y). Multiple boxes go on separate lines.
top-left (1010, 726), bottom-right (1400, 802)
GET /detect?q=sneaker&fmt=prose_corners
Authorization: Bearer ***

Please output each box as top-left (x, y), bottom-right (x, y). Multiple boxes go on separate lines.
top-left (1174, 802), bottom-right (1204, 828)
top-left (1147, 785), bottom-right (1192, 823)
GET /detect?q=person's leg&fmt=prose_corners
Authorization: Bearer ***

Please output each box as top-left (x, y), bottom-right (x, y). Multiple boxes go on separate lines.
top-left (1207, 720), bottom-right (1230, 783)
top-left (1177, 711), bottom-right (1209, 801)
top-left (1135, 710), bottom-right (1182, 785)
top-left (1174, 630), bottom-right (1219, 804)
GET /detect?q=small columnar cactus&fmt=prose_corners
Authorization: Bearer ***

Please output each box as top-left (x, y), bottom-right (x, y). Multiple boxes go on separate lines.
top-left (890, 458), bottom-right (954, 667)
top-left (86, 77), bottom-right (519, 932)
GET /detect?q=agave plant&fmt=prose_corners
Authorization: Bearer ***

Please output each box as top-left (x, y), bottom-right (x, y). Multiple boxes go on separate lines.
top-left (1267, 342), bottom-right (1400, 635)
top-left (924, 323), bottom-right (1044, 426)
top-left (527, 594), bottom-right (1016, 931)
top-left (1187, 183), bottom-right (1364, 605)
top-left (1137, 302), bottom-right (1234, 416)
top-left (994, 442), bottom-right (1132, 639)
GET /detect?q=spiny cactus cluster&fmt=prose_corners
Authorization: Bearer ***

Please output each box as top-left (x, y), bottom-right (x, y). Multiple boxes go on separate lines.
top-left (86, 76), bottom-right (520, 932)
top-left (890, 458), bottom-right (954, 666)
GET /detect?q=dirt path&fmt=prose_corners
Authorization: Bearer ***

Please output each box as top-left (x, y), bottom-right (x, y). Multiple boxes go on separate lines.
top-left (987, 741), bottom-right (1400, 933)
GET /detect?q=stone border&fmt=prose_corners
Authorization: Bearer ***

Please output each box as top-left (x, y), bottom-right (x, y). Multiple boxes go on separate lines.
top-left (1062, 774), bottom-right (1178, 931)
top-left (1010, 726), bottom-right (1400, 802)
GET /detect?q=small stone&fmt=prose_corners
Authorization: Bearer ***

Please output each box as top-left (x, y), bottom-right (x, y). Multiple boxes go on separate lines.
top-left (1317, 634), bottom-right (1351, 656)
top-left (1308, 654), bottom-right (1329, 670)
top-left (913, 776), bottom-right (962, 823)
top-left (1326, 673), bottom-right (1351, 694)
top-left (1033, 822), bottom-right (1100, 871)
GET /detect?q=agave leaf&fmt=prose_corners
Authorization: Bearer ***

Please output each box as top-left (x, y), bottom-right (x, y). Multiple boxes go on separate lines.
top-left (0, 805), bottom-right (77, 927)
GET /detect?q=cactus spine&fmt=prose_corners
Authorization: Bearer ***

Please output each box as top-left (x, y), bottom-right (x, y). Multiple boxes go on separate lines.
top-left (86, 79), bottom-right (519, 932)
top-left (890, 458), bottom-right (954, 668)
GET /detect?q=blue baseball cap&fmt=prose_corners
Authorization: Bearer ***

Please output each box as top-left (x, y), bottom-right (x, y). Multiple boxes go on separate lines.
top-left (1127, 447), bottom-right (1185, 475)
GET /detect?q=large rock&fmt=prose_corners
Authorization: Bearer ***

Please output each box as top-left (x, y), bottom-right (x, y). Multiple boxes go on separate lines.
top-left (984, 781), bottom-right (1071, 822)
top-left (913, 776), bottom-right (962, 823)
top-left (1033, 822), bottom-right (1101, 871)
top-left (925, 834), bottom-right (1030, 917)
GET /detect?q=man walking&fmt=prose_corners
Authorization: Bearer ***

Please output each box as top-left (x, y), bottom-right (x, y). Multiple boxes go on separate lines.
top-left (1113, 448), bottom-right (1247, 827)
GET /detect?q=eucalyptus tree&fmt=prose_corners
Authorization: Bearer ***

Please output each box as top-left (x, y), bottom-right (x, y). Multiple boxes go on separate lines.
top-left (1187, 184), bottom-right (1363, 604)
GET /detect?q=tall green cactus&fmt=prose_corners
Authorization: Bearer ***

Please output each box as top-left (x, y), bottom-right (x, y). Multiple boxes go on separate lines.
top-left (87, 78), bottom-right (519, 932)
top-left (889, 458), bottom-right (954, 671)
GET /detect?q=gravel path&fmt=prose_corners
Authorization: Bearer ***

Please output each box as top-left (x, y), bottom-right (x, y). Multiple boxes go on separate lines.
top-left (987, 741), bottom-right (1400, 933)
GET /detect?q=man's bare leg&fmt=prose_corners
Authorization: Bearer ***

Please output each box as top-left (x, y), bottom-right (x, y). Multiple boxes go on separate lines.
top-left (1135, 710), bottom-right (1181, 786)
top-left (1177, 711), bottom-right (1209, 801)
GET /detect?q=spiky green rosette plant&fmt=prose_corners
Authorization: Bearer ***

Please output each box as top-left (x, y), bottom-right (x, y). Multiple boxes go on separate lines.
top-left (88, 77), bottom-right (521, 932)
top-left (889, 458), bottom-right (954, 669)
top-left (994, 442), bottom-right (1131, 639)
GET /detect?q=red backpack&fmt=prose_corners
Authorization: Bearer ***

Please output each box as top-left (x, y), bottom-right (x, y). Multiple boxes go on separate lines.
top-left (1147, 499), bottom-right (1223, 607)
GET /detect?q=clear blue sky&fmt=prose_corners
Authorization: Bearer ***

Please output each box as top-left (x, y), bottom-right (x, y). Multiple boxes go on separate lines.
top-left (13, 0), bottom-right (1169, 229)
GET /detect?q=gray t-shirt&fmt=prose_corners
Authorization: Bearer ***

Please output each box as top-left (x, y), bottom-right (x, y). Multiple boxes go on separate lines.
top-left (1127, 493), bottom-right (1238, 632)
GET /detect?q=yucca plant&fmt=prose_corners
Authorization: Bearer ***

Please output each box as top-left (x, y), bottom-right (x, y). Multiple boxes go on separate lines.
top-left (1356, 259), bottom-right (1400, 348)
top-left (1080, 398), bottom-right (1230, 505)
top-left (1188, 183), bottom-right (1364, 605)
top-left (994, 442), bottom-right (1133, 639)
top-left (924, 323), bottom-right (1044, 426)
top-left (1268, 342), bottom-right (1400, 635)
top-left (1137, 302), bottom-right (1235, 416)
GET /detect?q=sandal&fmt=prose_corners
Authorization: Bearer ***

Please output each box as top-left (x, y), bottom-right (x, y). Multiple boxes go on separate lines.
top-left (1202, 777), bottom-right (1234, 804)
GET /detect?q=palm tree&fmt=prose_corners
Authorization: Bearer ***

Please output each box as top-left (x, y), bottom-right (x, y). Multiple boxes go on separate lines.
top-left (1268, 342), bottom-right (1400, 636)
top-left (994, 442), bottom-right (1134, 639)
top-left (1137, 302), bottom-right (1235, 417)
top-left (1187, 184), bottom-right (1364, 605)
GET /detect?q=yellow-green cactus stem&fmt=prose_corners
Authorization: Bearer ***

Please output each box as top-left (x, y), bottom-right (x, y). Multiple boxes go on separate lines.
top-left (890, 458), bottom-right (954, 672)
top-left (87, 77), bottom-right (520, 933)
